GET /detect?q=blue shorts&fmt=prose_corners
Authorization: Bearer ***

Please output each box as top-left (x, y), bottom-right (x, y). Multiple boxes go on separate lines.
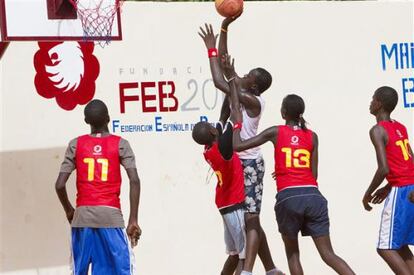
top-left (275, 187), bottom-right (329, 238)
top-left (378, 184), bottom-right (414, 250)
top-left (71, 228), bottom-right (136, 275)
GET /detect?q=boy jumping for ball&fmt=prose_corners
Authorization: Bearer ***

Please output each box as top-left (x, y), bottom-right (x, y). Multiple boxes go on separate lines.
top-left (192, 90), bottom-right (247, 275)
top-left (363, 86), bottom-right (414, 275)
top-left (199, 21), bottom-right (278, 275)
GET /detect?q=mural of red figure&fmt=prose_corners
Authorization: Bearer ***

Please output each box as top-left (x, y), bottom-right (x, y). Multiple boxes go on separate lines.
top-left (34, 41), bottom-right (100, 110)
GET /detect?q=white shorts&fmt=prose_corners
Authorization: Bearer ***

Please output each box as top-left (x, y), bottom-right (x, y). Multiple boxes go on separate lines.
top-left (222, 208), bottom-right (246, 259)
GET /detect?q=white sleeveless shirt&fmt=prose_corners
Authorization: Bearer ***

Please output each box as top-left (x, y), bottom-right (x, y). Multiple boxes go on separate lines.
top-left (237, 96), bottom-right (265, 160)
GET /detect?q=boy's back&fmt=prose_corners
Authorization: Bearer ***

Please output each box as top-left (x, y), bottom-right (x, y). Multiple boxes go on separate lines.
top-left (377, 120), bottom-right (414, 186)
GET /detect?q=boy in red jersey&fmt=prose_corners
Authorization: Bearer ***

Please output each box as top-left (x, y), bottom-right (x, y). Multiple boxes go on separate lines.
top-left (192, 98), bottom-right (247, 275)
top-left (199, 23), bottom-right (277, 275)
top-left (55, 100), bottom-right (141, 275)
top-left (363, 86), bottom-right (414, 275)
top-left (224, 55), bottom-right (355, 275)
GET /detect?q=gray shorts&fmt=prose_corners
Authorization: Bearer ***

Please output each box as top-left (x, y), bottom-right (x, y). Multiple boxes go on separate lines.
top-left (222, 208), bottom-right (246, 259)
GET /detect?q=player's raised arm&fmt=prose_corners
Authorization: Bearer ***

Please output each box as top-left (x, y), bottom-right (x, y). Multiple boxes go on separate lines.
top-left (219, 55), bottom-right (264, 116)
top-left (198, 24), bottom-right (230, 94)
top-left (198, 23), bottom-right (263, 116)
top-left (223, 54), bottom-right (276, 152)
top-left (219, 95), bottom-right (230, 125)
top-left (223, 54), bottom-right (241, 123)
top-left (219, 12), bottom-right (242, 60)
top-left (363, 125), bottom-right (389, 211)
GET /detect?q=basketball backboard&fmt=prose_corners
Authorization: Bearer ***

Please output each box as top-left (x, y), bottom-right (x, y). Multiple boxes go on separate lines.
top-left (0, 0), bottom-right (122, 41)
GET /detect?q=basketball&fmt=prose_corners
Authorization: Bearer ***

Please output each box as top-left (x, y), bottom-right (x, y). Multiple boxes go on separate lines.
top-left (215, 0), bottom-right (243, 18)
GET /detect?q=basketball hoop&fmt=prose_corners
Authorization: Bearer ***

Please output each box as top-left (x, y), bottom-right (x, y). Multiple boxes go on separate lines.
top-left (68, 0), bottom-right (123, 47)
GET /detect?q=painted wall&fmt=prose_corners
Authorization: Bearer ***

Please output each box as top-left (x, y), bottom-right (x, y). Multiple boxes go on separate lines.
top-left (1, 1), bottom-right (413, 274)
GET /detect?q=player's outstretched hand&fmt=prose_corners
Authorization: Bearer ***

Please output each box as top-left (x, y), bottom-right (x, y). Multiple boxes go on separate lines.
top-left (271, 171), bottom-right (276, 181)
top-left (222, 8), bottom-right (243, 29)
top-left (198, 23), bottom-right (218, 50)
top-left (221, 53), bottom-right (236, 80)
top-left (127, 222), bottom-right (142, 248)
top-left (362, 193), bottom-right (373, 211)
top-left (371, 185), bottom-right (391, 204)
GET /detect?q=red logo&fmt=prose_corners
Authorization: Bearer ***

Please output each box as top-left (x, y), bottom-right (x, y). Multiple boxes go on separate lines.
top-left (34, 42), bottom-right (100, 110)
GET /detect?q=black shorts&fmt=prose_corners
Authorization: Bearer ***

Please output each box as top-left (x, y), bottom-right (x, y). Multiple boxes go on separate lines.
top-left (274, 186), bottom-right (330, 239)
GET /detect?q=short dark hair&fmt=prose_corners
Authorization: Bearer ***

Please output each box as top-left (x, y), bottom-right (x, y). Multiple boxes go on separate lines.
top-left (251, 68), bottom-right (272, 94)
top-left (192, 121), bottom-right (215, 145)
top-left (374, 86), bottom-right (398, 113)
top-left (84, 99), bottom-right (109, 127)
top-left (282, 94), bottom-right (307, 130)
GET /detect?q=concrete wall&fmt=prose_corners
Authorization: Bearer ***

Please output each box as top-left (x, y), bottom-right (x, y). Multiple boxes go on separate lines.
top-left (1, 1), bottom-right (413, 274)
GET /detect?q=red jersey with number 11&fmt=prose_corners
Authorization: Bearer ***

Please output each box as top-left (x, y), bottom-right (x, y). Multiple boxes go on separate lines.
top-left (274, 125), bottom-right (317, 192)
top-left (76, 134), bottom-right (122, 208)
top-left (378, 120), bottom-right (414, 187)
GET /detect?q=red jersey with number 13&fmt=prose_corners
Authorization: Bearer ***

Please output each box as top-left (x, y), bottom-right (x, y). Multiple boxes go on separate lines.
top-left (274, 125), bottom-right (317, 192)
top-left (76, 134), bottom-right (122, 208)
top-left (203, 143), bottom-right (245, 210)
top-left (378, 120), bottom-right (414, 187)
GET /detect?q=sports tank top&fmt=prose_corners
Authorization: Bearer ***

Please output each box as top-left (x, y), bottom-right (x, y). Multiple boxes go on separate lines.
top-left (204, 143), bottom-right (245, 210)
top-left (238, 95), bottom-right (265, 159)
top-left (274, 125), bottom-right (318, 192)
top-left (378, 120), bottom-right (414, 187)
top-left (76, 134), bottom-right (122, 208)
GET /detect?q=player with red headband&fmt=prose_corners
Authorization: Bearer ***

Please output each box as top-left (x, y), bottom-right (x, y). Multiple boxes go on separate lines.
top-left (223, 55), bottom-right (355, 275)
top-left (363, 86), bottom-right (414, 275)
top-left (55, 99), bottom-right (141, 275)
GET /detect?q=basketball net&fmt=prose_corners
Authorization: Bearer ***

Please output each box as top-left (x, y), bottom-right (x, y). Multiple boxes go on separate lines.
top-left (69, 0), bottom-right (123, 47)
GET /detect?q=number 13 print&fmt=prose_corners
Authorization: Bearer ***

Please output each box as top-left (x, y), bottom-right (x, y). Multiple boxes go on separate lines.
top-left (281, 148), bottom-right (311, 168)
